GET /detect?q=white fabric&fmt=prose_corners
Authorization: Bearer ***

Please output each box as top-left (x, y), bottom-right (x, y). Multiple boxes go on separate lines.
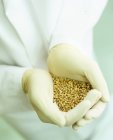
top-left (0, 65), bottom-right (33, 114)
top-left (0, 0), bottom-right (109, 139)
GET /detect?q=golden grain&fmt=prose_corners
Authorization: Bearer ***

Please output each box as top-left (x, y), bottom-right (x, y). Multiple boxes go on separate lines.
top-left (51, 73), bottom-right (92, 112)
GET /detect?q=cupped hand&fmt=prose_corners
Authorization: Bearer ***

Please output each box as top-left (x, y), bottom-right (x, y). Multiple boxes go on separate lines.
top-left (47, 44), bottom-right (110, 128)
top-left (22, 69), bottom-right (65, 126)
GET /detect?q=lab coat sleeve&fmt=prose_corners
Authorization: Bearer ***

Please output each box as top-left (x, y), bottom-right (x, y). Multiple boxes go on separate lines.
top-left (49, 0), bottom-right (108, 53)
top-left (0, 1), bottom-right (33, 114)
top-left (0, 65), bottom-right (33, 114)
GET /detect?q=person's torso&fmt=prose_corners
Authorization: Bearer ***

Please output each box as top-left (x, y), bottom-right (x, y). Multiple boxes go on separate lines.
top-left (0, 0), bottom-right (107, 68)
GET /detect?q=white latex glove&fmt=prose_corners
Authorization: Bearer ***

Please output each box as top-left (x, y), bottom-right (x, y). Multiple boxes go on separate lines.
top-left (47, 44), bottom-right (110, 128)
top-left (22, 68), bottom-right (96, 127)
top-left (22, 69), bottom-right (66, 127)
top-left (22, 69), bottom-right (97, 126)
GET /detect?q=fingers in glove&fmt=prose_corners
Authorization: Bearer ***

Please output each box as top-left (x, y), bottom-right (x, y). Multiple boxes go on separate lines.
top-left (72, 118), bottom-right (93, 130)
top-left (85, 101), bottom-right (106, 119)
top-left (85, 61), bottom-right (109, 102)
top-left (80, 89), bottom-right (101, 120)
top-left (84, 89), bottom-right (102, 108)
top-left (72, 89), bottom-right (101, 128)
top-left (65, 89), bottom-right (101, 126)
top-left (65, 100), bottom-right (91, 126)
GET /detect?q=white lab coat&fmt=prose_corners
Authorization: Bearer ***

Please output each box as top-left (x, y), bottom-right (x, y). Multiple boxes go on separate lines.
top-left (0, 0), bottom-right (112, 140)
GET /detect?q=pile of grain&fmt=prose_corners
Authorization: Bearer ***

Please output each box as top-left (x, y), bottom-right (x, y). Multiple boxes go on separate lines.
top-left (51, 74), bottom-right (92, 112)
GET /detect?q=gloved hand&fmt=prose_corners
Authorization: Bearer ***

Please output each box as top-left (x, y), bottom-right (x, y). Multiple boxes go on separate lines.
top-left (22, 69), bottom-right (66, 126)
top-left (47, 44), bottom-right (110, 128)
top-left (22, 68), bottom-right (98, 127)
top-left (22, 44), bottom-right (109, 128)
